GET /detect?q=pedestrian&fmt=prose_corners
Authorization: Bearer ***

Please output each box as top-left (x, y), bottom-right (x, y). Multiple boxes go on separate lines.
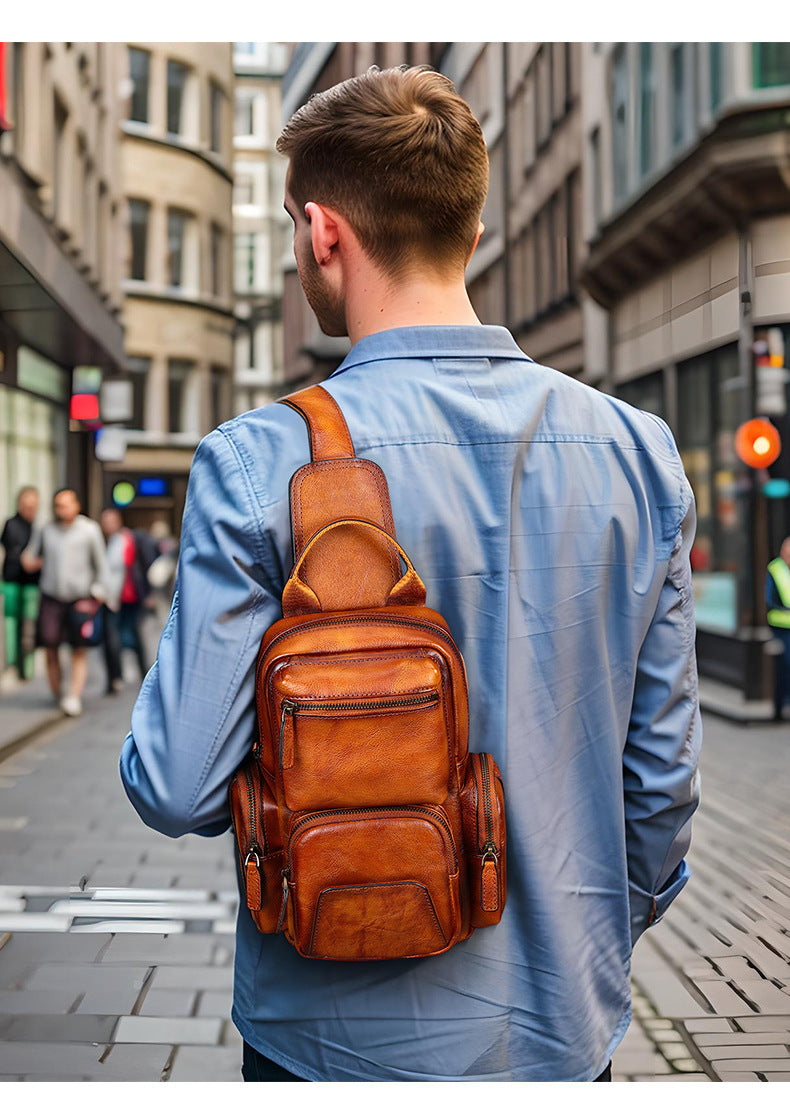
top-left (766, 536), bottom-right (790, 721)
top-left (120, 65), bottom-right (702, 1082)
top-left (1, 486), bottom-right (41, 680)
top-left (21, 488), bottom-right (109, 717)
top-left (100, 508), bottom-right (150, 694)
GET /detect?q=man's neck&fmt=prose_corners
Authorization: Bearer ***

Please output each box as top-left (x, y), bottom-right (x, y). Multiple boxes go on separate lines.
top-left (344, 268), bottom-right (482, 346)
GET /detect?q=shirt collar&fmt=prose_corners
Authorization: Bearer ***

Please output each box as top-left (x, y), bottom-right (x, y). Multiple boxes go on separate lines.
top-left (328, 324), bottom-right (534, 378)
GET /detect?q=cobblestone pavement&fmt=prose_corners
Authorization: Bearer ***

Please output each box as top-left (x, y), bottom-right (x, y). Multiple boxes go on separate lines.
top-left (0, 677), bottom-right (788, 1081)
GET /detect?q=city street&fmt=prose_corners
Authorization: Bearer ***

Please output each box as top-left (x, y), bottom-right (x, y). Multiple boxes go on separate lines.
top-left (0, 670), bottom-right (788, 1081)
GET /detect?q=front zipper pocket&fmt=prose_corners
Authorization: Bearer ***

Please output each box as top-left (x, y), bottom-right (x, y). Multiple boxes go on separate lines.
top-left (269, 649), bottom-right (453, 811)
top-left (228, 760), bottom-right (285, 933)
top-left (285, 804), bottom-right (461, 959)
top-left (460, 752), bottom-right (507, 927)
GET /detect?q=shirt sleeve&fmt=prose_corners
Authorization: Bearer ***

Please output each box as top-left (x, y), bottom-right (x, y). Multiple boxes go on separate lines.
top-left (623, 474), bottom-right (702, 947)
top-left (119, 428), bottom-right (282, 838)
top-left (22, 527), bottom-right (43, 561)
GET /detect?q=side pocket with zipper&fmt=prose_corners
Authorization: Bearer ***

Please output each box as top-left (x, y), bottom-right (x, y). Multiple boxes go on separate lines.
top-left (460, 752), bottom-right (507, 928)
top-left (229, 757), bottom-right (285, 934)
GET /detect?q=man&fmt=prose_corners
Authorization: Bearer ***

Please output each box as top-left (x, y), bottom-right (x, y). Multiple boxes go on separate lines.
top-left (766, 536), bottom-right (790, 721)
top-left (22, 488), bottom-right (109, 717)
top-left (121, 65), bottom-right (702, 1081)
top-left (1, 486), bottom-right (40, 679)
top-left (100, 508), bottom-right (151, 693)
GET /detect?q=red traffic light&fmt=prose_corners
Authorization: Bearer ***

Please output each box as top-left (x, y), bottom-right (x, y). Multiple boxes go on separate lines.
top-left (735, 418), bottom-right (781, 468)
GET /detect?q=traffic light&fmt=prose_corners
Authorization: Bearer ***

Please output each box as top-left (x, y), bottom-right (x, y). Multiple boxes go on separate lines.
top-left (735, 418), bottom-right (781, 469)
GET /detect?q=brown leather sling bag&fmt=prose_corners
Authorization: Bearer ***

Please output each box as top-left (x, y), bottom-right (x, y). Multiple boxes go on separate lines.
top-left (229, 383), bottom-right (506, 960)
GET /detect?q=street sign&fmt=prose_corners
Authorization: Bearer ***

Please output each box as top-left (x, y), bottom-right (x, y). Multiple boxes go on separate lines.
top-left (100, 379), bottom-right (133, 423)
top-left (95, 427), bottom-right (127, 463)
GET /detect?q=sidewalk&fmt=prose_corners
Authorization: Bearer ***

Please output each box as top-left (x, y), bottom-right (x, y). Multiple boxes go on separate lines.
top-left (0, 664), bottom-right (788, 1080)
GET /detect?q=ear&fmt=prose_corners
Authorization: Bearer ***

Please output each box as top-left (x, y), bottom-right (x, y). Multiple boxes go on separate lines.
top-left (466, 221), bottom-right (485, 266)
top-left (304, 201), bottom-right (340, 267)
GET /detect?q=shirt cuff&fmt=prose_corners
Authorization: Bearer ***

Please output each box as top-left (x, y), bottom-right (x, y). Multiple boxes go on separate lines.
top-left (628, 859), bottom-right (690, 946)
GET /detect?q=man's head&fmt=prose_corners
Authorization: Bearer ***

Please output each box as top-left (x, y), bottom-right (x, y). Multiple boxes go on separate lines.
top-left (781, 537), bottom-right (790, 565)
top-left (101, 507), bottom-right (124, 538)
top-left (53, 488), bottom-right (81, 525)
top-left (276, 65), bottom-right (489, 336)
top-left (16, 486), bottom-right (39, 524)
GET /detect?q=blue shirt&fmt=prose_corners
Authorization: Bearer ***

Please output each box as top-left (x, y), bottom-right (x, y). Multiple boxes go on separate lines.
top-left (120, 324), bottom-right (702, 1081)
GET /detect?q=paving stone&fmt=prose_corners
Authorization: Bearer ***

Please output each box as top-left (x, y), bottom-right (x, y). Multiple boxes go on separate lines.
top-left (673, 1059), bottom-right (702, 1071)
top-left (0, 1041), bottom-right (107, 1077)
top-left (657, 1042), bottom-right (693, 1059)
top-left (86, 1043), bottom-right (173, 1081)
top-left (114, 1015), bottom-right (223, 1045)
top-left (75, 987), bottom-right (144, 1015)
top-left (736, 1016), bottom-right (790, 1032)
top-left (693, 1032), bottom-right (790, 1047)
top-left (612, 1051), bottom-right (672, 1076)
top-left (740, 982), bottom-right (790, 1013)
top-left (101, 933), bottom-right (219, 964)
top-left (149, 965), bottom-right (233, 990)
top-left (140, 989), bottom-right (197, 1016)
top-left (712, 1058), bottom-right (790, 1072)
top-left (685, 1018), bottom-right (734, 1033)
top-left (706, 1044), bottom-right (790, 1061)
top-left (634, 971), bottom-right (708, 1017)
top-left (0, 989), bottom-right (79, 1014)
top-left (195, 990), bottom-right (232, 1017)
top-left (764, 1073), bottom-right (790, 1081)
top-left (169, 1042), bottom-right (243, 1082)
top-left (691, 981), bottom-right (756, 1016)
top-left (1, 1013), bottom-right (118, 1043)
top-left (24, 964), bottom-right (148, 992)
top-left (631, 1075), bottom-right (711, 1081)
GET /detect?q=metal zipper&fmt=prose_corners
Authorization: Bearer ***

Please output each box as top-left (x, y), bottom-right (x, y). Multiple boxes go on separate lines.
top-left (479, 754), bottom-right (498, 867)
top-left (243, 768), bottom-right (262, 869)
top-left (281, 690), bottom-right (439, 715)
top-left (288, 804), bottom-right (458, 871)
top-left (256, 614), bottom-right (469, 716)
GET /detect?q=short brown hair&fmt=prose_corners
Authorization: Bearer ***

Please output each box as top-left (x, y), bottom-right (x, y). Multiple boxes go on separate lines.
top-left (276, 64), bottom-right (489, 281)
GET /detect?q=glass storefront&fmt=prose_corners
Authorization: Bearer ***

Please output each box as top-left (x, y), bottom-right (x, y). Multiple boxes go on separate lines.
top-left (0, 384), bottom-right (67, 526)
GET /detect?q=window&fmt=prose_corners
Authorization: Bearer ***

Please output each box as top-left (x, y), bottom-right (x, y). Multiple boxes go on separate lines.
top-left (128, 47), bottom-right (150, 123)
top-left (566, 169), bottom-right (580, 290)
top-left (210, 365), bottom-right (228, 427)
top-left (590, 126), bottom-right (602, 228)
top-left (168, 359), bottom-right (192, 433)
top-left (210, 81), bottom-right (223, 152)
top-left (53, 94), bottom-right (68, 227)
top-left (639, 42), bottom-right (654, 177)
top-left (611, 44), bottom-right (628, 202)
top-left (128, 198), bottom-right (150, 280)
top-left (710, 42), bottom-right (723, 111)
top-left (125, 356), bottom-right (149, 430)
top-left (535, 46), bottom-right (552, 147)
top-left (752, 43), bottom-right (790, 89)
top-left (235, 88), bottom-right (256, 137)
top-left (167, 59), bottom-right (189, 136)
top-left (167, 208), bottom-right (190, 287)
top-left (234, 232), bottom-right (256, 291)
top-left (234, 173), bottom-right (254, 207)
top-left (671, 44), bottom-right (687, 148)
top-left (210, 222), bottom-right (223, 297)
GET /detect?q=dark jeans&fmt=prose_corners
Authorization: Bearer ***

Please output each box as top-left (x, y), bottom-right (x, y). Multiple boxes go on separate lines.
top-left (103, 602), bottom-right (148, 687)
top-left (240, 1041), bottom-right (612, 1082)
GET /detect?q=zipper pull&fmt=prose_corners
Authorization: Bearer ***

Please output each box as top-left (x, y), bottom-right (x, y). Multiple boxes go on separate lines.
top-left (277, 868), bottom-right (290, 932)
top-left (279, 700), bottom-right (296, 770)
top-left (481, 843), bottom-right (499, 913)
top-left (244, 844), bottom-right (262, 911)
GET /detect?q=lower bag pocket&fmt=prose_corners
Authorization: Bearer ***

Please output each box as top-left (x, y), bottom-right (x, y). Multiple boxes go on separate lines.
top-left (460, 753), bottom-right (507, 928)
top-left (286, 806), bottom-right (461, 960)
top-left (229, 759), bottom-right (284, 934)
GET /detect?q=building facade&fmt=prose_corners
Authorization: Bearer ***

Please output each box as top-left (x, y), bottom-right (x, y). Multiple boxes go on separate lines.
top-left (232, 42), bottom-right (290, 411)
top-left (0, 41), bottom-right (126, 525)
top-left (580, 42), bottom-right (790, 698)
top-left (109, 42), bottom-right (235, 533)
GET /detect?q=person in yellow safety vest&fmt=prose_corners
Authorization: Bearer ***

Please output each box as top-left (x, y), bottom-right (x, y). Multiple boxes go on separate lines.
top-left (766, 537), bottom-right (790, 721)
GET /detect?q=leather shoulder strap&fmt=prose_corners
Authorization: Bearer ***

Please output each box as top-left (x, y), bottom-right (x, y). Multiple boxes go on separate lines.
top-left (276, 383), bottom-right (404, 613)
top-left (279, 385), bottom-right (355, 461)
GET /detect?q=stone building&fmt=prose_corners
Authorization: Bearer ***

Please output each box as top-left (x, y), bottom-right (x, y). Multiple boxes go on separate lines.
top-left (232, 41), bottom-right (291, 411)
top-left (107, 42), bottom-right (235, 533)
top-left (0, 41), bottom-right (126, 521)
